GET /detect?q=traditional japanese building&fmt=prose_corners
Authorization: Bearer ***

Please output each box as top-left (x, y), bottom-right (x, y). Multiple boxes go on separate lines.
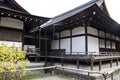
top-left (0, 0), bottom-right (50, 48)
top-left (31, 0), bottom-right (120, 70)
top-left (34, 0), bottom-right (120, 55)
top-left (1, 0), bottom-right (120, 71)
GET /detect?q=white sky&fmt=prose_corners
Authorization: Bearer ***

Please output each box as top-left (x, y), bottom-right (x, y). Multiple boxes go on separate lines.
top-left (15, 0), bottom-right (120, 24)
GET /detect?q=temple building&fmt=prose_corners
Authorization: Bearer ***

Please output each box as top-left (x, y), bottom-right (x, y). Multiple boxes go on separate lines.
top-left (36, 0), bottom-right (120, 55)
top-left (31, 0), bottom-right (120, 70)
top-left (0, 0), bottom-right (49, 48)
top-left (1, 0), bottom-right (120, 71)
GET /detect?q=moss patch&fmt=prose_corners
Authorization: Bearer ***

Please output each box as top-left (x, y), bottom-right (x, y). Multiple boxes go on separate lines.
top-left (23, 73), bottom-right (75, 80)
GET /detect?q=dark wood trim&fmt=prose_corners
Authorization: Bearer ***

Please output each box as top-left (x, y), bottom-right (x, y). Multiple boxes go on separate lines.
top-left (45, 31), bottom-right (48, 66)
top-left (98, 30), bottom-right (100, 52)
top-left (22, 23), bottom-right (25, 48)
top-left (99, 60), bottom-right (102, 71)
top-left (110, 34), bottom-right (112, 51)
top-left (87, 34), bottom-right (98, 38)
top-left (105, 32), bottom-right (106, 51)
top-left (70, 29), bottom-right (72, 55)
top-left (0, 25), bottom-right (23, 31)
top-left (85, 25), bottom-right (88, 54)
top-left (59, 32), bottom-right (61, 50)
top-left (54, 34), bottom-right (85, 40)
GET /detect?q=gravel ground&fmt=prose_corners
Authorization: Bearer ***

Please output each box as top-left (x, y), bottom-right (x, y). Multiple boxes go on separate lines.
top-left (33, 76), bottom-right (73, 80)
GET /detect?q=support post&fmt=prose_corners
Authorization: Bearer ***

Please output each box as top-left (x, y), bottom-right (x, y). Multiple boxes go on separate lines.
top-left (61, 59), bottom-right (64, 66)
top-left (77, 53), bottom-right (79, 69)
top-left (90, 56), bottom-right (94, 71)
top-left (77, 60), bottom-right (79, 69)
top-left (61, 51), bottom-right (64, 66)
top-left (45, 31), bottom-right (48, 66)
top-left (116, 58), bottom-right (119, 66)
top-left (91, 61), bottom-right (94, 71)
top-left (88, 72), bottom-right (90, 80)
top-left (70, 29), bottom-right (72, 55)
top-left (105, 32), bottom-right (106, 52)
top-left (110, 59), bottom-right (113, 68)
top-left (111, 73), bottom-right (113, 80)
top-left (85, 23), bottom-right (88, 55)
top-left (99, 60), bottom-right (102, 71)
top-left (59, 32), bottom-right (61, 50)
top-left (38, 28), bottom-right (41, 62)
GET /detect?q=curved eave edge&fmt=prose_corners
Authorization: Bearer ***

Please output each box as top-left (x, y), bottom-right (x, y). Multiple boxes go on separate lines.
top-left (40, 0), bottom-right (103, 29)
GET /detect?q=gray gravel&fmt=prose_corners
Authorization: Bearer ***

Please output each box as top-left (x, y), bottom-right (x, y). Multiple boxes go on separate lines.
top-left (32, 76), bottom-right (73, 80)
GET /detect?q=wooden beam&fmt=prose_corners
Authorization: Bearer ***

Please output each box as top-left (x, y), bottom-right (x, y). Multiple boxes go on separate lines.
top-left (77, 54), bottom-right (79, 69)
top-left (98, 30), bottom-right (100, 52)
top-left (45, 31), bottom-right (48, 66)
top-left (90, 57), bottom-right (94, 71)
top-left (61, 59), bottom-right (64, 66)
top-left (85, 24), bottom-right (88, 55)
top-left (59, 32), bottom-right (61, 50)
top-left (110, 59), bottom-right (113, 68)
top-left (116, 58), bottom-right (119, 66)
top-left (70, 29), bottom-right (72, 55)
top-left (110, 34), bottom-right (112, 51)
top-left (111, 73), bottom-right (113, 80)
top-left (105, 32), bottom-right (106, 52)
top-left (99, 60), bottom-right (102, 71)
top-left (22, 25), bottom-right (25, 49)
top-left (77, 60), bottom-right (79, 69)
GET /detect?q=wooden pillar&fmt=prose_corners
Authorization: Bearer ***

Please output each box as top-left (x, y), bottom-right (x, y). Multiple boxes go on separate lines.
top-left (91, 60), bottom-right (94, 71)
top-left (45, 31), bottom-right (48, 66)
top-left (70, 29), bottom-right (72, 55)
top-left (99, 60), bottom-right (102, 71)
top-left (116, 58), bottom-right (119, 66)
top-left (110, 34), bottom-right (112, 52)
top-left (85, 23), bottom-right (88, 55)
top-left (90, 56), bottom-right (94, 71)
top-left (38, 28), bottom-right (41, 62)
top-left (59, 32), bottom-right (61, 50)
top-left (88, 72), bottom-right (90, 80)
top-left (105, 32), bottom-right (107, 52)
top-left (77, 59), bottom-right (79, 69)
top-left (77, 54), bottom-right (79, 69)
top-left (110, 59), bottom-right (113, 68)
top-left (61, 59), bottom-right (64, 66)
top-left (22, 25), bottom-right (25, 49)
top-left (111, 73), bottom-right (113, 80)
top-left (98, 30), bottom-right (100, 52)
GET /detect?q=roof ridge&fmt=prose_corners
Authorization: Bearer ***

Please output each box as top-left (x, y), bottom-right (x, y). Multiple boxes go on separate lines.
top-left (52, 0), bottom-right (103, 20)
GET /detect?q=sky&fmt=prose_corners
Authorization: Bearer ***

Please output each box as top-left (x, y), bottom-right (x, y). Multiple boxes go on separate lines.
top-left (15, 0), bottom-right (120, 24)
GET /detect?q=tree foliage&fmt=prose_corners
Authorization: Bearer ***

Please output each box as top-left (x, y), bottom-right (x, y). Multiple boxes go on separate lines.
top-left (0, 44), bottom-right (27, 79)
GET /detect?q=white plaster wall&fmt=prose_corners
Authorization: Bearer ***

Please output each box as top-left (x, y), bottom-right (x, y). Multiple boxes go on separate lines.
top-left (88, 36), bottom-right (99, 54)
top-left (106, 33), bottom-right (110, 38)
top-left (106, 41), bottom-right (111, 48)
top-left (112, 42), bottom-right (115, 49)
top-left (100, 39), bottom-right (105, 48)
top-left (60, 38), bottom-right (70, 53)
top-left (0, 41), bottom-right (22, 48)
top-left (0, 17), bottom-right (23, 30)
top-left (87, 27), bottom-right (98, 36)
top-left (72, 36), bottom-right (85, 54)
top-left (99, 31), bottom-right (105, 38)
top-left (51, 40), bottom-right (59, 49)
top-left (60, 30), bottom-right (70, 37)
top-left (111, 35), bottom-right (116, 40)
top-left (72, 27), bottom-right (85, 35)
top-left (116, 36), bottom-right (120, 41)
